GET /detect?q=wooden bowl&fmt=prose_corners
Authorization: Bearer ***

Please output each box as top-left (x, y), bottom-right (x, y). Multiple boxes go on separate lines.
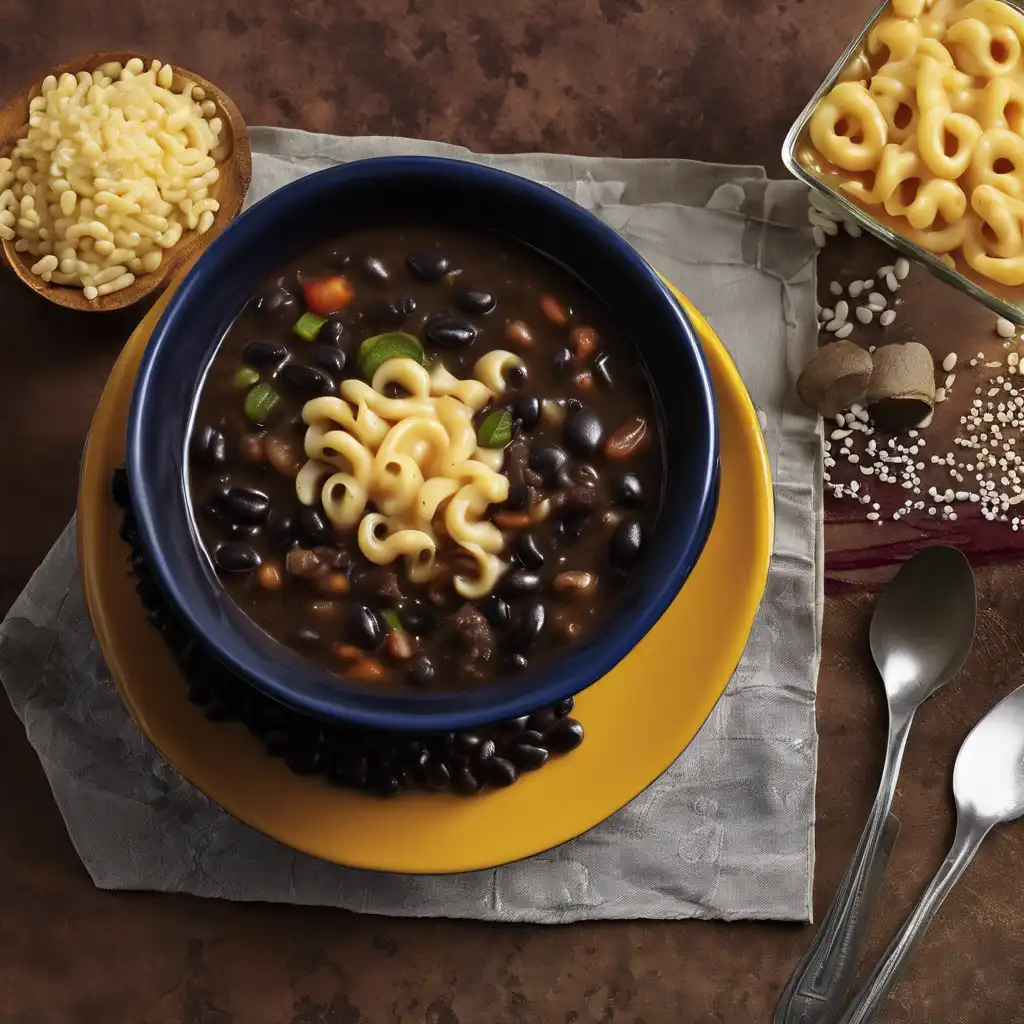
top-left (0, 51), bottom-right (252, 312)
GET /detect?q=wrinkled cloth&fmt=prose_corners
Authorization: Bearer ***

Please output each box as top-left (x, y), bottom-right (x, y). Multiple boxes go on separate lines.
top-left (0, 130), bottom-right (822, 922)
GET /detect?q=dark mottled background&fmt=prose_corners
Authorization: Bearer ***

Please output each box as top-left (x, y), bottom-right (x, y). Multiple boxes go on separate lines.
top-left (2, 1), bottom-right (1024, 1021)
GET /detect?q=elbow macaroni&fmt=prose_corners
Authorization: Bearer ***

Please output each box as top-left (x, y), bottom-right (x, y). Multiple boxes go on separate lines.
top-left (296, 352), bottom-right (525, 599)
top-left (0, 58), bottom-right (225, 297)
top-left (805, 0), bottom-right (1024, 286)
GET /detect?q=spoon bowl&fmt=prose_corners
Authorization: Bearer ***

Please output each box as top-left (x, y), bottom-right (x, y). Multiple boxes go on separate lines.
top-left (869, 545), bottom-right (977, 711)
top-left (954, 684), bottom-right (1024, 824)
top-left (0, 51), bottom-right (251, 312)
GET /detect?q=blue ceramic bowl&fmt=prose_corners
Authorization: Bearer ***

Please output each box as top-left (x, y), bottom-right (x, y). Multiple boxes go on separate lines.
top-left (126, 156), bottom-right (718, 733)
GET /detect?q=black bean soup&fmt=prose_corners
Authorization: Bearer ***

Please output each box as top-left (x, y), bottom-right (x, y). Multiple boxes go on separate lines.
top-left (189, 226), bottom-right (662, 691)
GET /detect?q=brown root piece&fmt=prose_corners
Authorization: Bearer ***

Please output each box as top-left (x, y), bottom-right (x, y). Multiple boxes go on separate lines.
top-left (796, 340), bottom-right (873, 417)
top-left (867, 342), bottom-right (935, 432)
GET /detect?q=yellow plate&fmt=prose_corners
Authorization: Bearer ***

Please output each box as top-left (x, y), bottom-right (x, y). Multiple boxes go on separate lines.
top-left (77, 281), bottom-right (773, 874)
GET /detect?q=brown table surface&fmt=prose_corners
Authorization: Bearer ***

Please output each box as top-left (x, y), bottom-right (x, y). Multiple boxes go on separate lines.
top-left (3, 2), bottom-right (1024, 1022)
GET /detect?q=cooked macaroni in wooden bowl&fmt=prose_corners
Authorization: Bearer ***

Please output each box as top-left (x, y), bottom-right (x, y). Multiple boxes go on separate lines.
top-left (126, 157), bottom-right (719, 733)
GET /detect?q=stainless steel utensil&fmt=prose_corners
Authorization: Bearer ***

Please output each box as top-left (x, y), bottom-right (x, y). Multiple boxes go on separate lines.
top-left (838, 682), bottom-right (1024, 1022)
top-left (776, 546), bottom-right (977, 1024)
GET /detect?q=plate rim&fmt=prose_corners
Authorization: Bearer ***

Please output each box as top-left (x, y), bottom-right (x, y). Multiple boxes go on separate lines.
top-left (77, 280), bottom-right (773, 874)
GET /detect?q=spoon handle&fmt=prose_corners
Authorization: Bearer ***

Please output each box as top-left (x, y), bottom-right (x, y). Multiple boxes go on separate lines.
top-left (775, 711), bottom-right (913, 1024)
top-left (837, 815), bottom-right (989, 1024)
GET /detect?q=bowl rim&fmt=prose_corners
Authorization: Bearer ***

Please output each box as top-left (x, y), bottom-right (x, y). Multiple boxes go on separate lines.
top-left (126, 155), bottom-right (719, 731)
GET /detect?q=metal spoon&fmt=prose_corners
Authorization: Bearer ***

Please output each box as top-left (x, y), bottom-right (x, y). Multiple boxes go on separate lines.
top-left (776, 546), bottom-right (976, 1024)
top-left (838, 682), bottom-right (1024, 1022)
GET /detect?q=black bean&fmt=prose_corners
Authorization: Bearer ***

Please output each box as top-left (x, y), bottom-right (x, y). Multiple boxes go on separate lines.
top-left (552, 467), bottom-right (575, 491)
top-left (515, 533), bottom-right (544, 570)
top-left (350, 565), bottom-right (401, 601)
top-left (508, 601), bottom-right (546, 650)
top-left (242, 339), bottom-right (288, 367)
top-left (423, 313), bottom-right (477, 348)
top-left (574, 464), bottom-right (599, 487)
top-left (454, 286), bottom-right (496, 315)
top-left (499, 569), bottom-right (542, 597)
top-left (118, 513), bottom-right (138, 544)
top-left (401, 600), bottom-right (439, 635)
top-left (610, 519), bottom-right (644, 565)
top-left (423, 761), bottom-right (451, 791)
top-left (265, 508), bottom-right (297, 548)
top-left (371, 769), bottom-right (401, 798)
top-left (553, 696), bottom-right (575, 717)
top-left (506, 364), bottom-right (528, 389)
top-left (286, 744), bottom-right (325, 776)
top-left (319, 318), bottom-right (347, 347)
top-left (452, 760), bottom-right (482, 794)
top-left (408, 656), bottom-right (436, 688)
top-left (360, 255), bottom-right (390, 282)
top-left (474, 739), bottom-right (497, 766)
top-left (311, 344), bottom-right (346, 376)
top-left (519, 728), bottom-right (546, 746)
top-left (512, 393), bottom-right (540, 431)
top-left (505, 653), bottom-right (528, 671)
top-left (504, 481), bottom-right (529, 510)
top-left (219, 486), bottom-right (270, 523)
top-left (511, 743), bottom-right (549, 770)
top-left (227, 522), bottom-right (261, 539)
top-left (547, 717), bottom-right (585, 753)
top-left (400, 297), bottom-right (417, 317)
top-left (563, 405), bottom-right (605, 457)
top-left (191, 425), bottom-right (227, 466)
top-left (263, 729), bottom-right (291, 757)
top-left (256, 284), bottom-right (297, 321)
top-left (214, 542), bottom-right (261, 572)
top-left (350, 605), bottom-right (385, 651)
top-left (529, 444), bottom-right (567, 478)
top-left (481, 756), bottom-right (519, 787)
top-left (278, 363), bottom-right (334, 397)
top-left (553, 347), bottom-right (573, 372)
top-left (526, 707), bottom-right (557, 733)
top-left (508, 715), bottom-right (530, 731)
top-left (407, 249), bottom-right (450, 282)
top-left (482, 594), bottom-right (511, 629)
top-left (110, 466), bottom-right (130, 508)
top-left (135, 575), bottom-right (162, 610)
top-left (614, 473), bottom-right (644, 507)
top-left (593, 352), bottom-right (613, 386)
top-left (362, 297), bottom-right (408, 329)
top-left (186, 676), bottom-right (214, 706)
top-left (455, 732), bottom-right (483, 754)
top-left (298, 506), bottom-right (332, 543)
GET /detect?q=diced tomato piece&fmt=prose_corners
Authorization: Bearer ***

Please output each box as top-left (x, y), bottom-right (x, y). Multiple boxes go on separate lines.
top-left (301, 275), bottom-right (355, 316)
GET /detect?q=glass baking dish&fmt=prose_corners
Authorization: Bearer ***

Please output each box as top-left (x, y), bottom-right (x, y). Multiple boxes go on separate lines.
top-left (782, 0), bottom-right (1024, 324)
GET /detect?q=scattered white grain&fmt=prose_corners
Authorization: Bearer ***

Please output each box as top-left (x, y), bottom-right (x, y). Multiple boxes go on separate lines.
top-left (878, 264), bottom-right (895, 277)
top-left (997, 317), bottom-right (1016, 338)
top-left (848, 280), bottom-right (864, 298)
top-left (835, 413), bottom-right (846, 427)
top-left (867, 512), bottom-right (880, 520)
top-left (820, 307), bottom-right (834, 321)
top-left (835, 323), bottom-right (854, 339)
top-left (830, 429), bottom-right (851, 440)
top-left (942, 353), bottom-right (957, 372)
top-left (935, 388), bottom-right (947, 403)
top-left (868, 291), bottom-right (886, 307)
top-left (825, 319), bottom-right (841, 332)
top-left (813, 226), bottom-right (826, 247)
top-left (880, 309), bottom-right (896, 327)
top-left (894, 257), bottom-right (910, 280)
top-left (885, 272), bottom-right (899, 292)
top-left (856, 306), bottom-right (873, 324)
top-left (829, 280), bottom-right (843, 296)
top-left (844, 221), bottom-right (862, 237)
top-left (834, 300), bottom-right (849, 322)
top-left (863, 279), bottom-right (875, 288)
top-left (945, 373), bottom-right (956, 389)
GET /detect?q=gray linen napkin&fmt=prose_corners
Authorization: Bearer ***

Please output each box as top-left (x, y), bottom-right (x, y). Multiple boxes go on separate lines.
top-left (0, 130), bottom-right (822, 922)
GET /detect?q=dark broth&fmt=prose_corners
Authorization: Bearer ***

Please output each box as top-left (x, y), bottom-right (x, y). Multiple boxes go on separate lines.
top-left (189, 225), bottom-right (662, 691)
